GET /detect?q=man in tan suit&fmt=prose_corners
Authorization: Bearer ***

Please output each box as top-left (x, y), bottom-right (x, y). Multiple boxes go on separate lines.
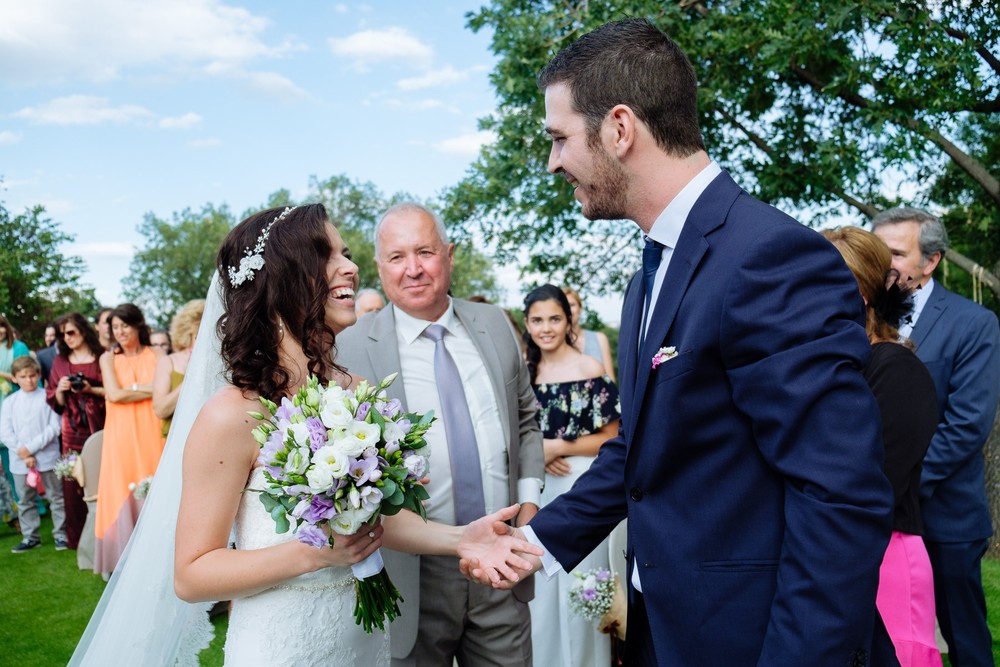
top-left (337, 202), bottom-right (544, 667)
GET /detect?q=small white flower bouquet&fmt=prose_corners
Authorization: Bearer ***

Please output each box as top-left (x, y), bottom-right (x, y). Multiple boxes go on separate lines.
top-left (53, 453), bottom-right (78, 480)
top-left (568, 567), bottom-right (627, 640)
top-left (249, 372), bottom-right (434, 634)
top-left (129, 475), bottom-right (153, 500)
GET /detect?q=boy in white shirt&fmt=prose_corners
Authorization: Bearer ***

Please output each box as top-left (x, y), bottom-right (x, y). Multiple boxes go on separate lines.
top-left (0, 356), bottom-right (66, 552)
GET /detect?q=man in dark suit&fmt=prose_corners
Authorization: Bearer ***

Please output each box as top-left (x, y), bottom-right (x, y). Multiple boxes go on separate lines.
top-left (337, 203), bottom-right (544, 667)
top-left (873, 207), bottom-right (1000, 667)
top-left (465, 18), bottom-right (897, 666)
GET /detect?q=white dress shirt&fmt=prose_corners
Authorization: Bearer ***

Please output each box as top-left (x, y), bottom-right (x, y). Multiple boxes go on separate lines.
top-left (525, 161), bottom-right (723, 591)
top-left (898, 277), bottom-right (935, 340)
top-left (0, 388), bottom-right (61, 474)
top-left (393, 300), bottom-right (541, 525)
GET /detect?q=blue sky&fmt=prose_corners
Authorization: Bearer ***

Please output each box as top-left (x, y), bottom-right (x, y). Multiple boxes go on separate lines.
top-left (0, 1), bottom-right (630, 321)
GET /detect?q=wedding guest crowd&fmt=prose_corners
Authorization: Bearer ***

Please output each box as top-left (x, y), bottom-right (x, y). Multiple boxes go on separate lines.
top-left (153, 299), bottom-right (205, 437)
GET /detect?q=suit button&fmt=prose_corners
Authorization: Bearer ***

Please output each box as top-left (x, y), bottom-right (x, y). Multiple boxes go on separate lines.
top-left (630, 487), bottom-right (643, 501)
top-left (851, 649), bottom-right (868, 666)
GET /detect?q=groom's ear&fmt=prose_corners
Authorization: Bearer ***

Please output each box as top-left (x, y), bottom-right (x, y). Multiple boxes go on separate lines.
top-left (606, 104), bottom-right (638, 159)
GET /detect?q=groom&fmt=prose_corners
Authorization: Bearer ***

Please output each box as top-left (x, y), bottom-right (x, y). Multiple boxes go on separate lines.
top-left (466, 18), bottom-right (899, 667)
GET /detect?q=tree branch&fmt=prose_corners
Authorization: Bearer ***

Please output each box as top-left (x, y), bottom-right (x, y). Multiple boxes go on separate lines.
top-left (787, 64), bottom-right (1000, 207)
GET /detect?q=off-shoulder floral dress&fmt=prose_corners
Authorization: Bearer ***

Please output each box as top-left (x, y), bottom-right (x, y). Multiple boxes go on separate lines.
top-left (530, 374), bottom-right (620, 667)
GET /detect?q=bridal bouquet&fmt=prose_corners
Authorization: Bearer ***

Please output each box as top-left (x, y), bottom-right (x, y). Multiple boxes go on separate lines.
top-left (568, 567), bottom-right (627, 640)
top-left (249, 373), bottom-right (434, 633)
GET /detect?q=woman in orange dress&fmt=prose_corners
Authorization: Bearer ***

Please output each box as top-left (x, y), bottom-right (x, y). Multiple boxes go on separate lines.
top-left (94, 303), bottom-right (164, 576)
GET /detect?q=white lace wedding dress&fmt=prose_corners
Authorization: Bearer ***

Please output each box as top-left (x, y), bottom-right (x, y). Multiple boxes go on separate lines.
top-left (224, 468), bottom-right (391, 666)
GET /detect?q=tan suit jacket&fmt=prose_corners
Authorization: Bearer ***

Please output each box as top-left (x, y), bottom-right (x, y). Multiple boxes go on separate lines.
top-left (336, 298), bottom-right (543, 659)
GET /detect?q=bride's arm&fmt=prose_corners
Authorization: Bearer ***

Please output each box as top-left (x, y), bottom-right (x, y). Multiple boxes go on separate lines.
top-left (382, 505), bottom-right (542, 584)
top-left (173, 389), bottom-right (383, 603)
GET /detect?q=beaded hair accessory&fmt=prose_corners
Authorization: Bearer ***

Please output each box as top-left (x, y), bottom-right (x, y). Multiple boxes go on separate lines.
top-left (228, 206), bottom-right (298, 288)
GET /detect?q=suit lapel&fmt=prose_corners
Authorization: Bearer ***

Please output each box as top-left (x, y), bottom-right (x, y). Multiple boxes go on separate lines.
top-left (363, 308), bottom-right (407, 406)
top-left (625, 172), bottom-right (739, 440)
top-left (909, 284), bottom-right (946, 348)
top-left (453, 300), bottom-right (511, 446)
top-left (619, 273), bottom-right (643, 424)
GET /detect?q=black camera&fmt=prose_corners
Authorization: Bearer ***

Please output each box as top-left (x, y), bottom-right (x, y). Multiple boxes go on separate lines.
top-left (69, 372), bottom-right (86, 391)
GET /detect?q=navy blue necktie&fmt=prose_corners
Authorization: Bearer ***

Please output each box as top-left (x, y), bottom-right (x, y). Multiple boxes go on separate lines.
top-left (641, 239), bottom-right (664, 341)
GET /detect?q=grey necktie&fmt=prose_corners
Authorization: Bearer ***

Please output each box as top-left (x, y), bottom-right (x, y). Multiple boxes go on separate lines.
top-left (422, 324), bottom-right (486, 525)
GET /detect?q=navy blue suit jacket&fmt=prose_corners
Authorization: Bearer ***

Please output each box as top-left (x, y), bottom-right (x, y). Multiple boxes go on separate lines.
top-left (530, 173), bottom-right (896, 666)
top-left (911, 282), bottom-right (1000, 542)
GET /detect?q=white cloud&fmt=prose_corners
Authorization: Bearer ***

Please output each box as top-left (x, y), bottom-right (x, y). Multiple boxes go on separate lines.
top-left (188, 138), bottom-right (222, 149)
top-left (237, 70), bottom-right (308, 99)
top-left (384, 98), bottom-right (461, 113)
top-left (0, 0), bottom-right (296, 85)
top-left (0, 131), bottom-right (21, 145)
top-left (159, 112), bottom-right (202, 129)
top-left (328, 27), bottom-right (433, 70)
top-left (68, 241), bottom-right (134, 259)
top-left (334, 4), bottom-right (348, 13)
top-left (12, 95), bottom-right (154, 125)
top-left (433, 130), bottom-right (496, 156)
top-left (397, 66), bottom-right (467, 91)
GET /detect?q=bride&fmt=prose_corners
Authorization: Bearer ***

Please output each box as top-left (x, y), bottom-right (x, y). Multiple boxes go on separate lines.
top-left (69, 204), bottom-right (539, 666)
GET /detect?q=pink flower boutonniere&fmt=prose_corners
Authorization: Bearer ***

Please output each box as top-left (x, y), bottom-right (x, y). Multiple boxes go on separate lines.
top-left (652, 346), bottom-right (678, 369)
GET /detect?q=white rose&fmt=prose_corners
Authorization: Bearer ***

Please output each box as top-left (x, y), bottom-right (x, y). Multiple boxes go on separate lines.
top-left (287, 422), bottom-right (311, 448)
top-left (330, 506), bottom-right (376, 536)
top-left (336, 421), bottom-right (382, 458)
top-left (381, 420), bottom-right (405, 446)
top-left (284, 445), bottom-right (311, 476)
top-left (403, 453), bottom-right (427, 479)
top-left (306, 462), bottom-right (335, 494)
top-left (320, 398), bottom-right (354, 431)
top-left (311, 445), bottom-right (351, 479)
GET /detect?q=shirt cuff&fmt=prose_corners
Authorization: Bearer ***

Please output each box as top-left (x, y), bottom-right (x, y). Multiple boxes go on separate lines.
top-left (521, 525), bottom-right (563, 579)
top-left (517, 477), bottom-right (543, 509)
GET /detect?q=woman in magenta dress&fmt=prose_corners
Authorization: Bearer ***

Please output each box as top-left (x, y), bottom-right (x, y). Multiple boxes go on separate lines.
top-left (824, 226), bottom-right (942, 667)
top-left (46, 313), bottom-right (107, 550)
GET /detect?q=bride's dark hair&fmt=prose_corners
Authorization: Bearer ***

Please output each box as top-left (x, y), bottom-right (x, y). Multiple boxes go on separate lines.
top-left (217, 203), bottom-right (343, 401)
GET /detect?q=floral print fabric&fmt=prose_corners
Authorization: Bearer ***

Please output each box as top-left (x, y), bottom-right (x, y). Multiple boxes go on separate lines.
top-left (533, 375), bottom-right (620, 440)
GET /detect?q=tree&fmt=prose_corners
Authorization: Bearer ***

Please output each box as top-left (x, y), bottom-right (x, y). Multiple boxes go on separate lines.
top-left (447, 0), bottom-right (999, 310)
top-left (0, 199), bottom-right (99, 345)
top-left (123, 204), bottom-right (235, 326)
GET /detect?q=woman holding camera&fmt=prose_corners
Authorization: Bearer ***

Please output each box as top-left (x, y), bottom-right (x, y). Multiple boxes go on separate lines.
top-left (46, 312), bottom-right (107, 550)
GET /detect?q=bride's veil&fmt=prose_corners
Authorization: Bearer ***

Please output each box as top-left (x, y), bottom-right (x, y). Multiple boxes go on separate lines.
top-left (69, 275), bottom-right (228, 666)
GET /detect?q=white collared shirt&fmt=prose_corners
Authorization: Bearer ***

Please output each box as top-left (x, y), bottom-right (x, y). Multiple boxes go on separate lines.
top-left (393, 300), bottom-right (540, 525)
top-left (642, 161), bottom-right (723, 334)
top-left (898, 278), bottom-right (935, 339)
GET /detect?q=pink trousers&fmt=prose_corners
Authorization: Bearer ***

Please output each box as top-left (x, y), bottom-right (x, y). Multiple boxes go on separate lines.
top-left (876, 531), bottom-right (943, 667)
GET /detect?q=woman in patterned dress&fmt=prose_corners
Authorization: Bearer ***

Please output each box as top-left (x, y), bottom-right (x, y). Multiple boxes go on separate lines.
top-left (523, 284), bottom-right (621, 667)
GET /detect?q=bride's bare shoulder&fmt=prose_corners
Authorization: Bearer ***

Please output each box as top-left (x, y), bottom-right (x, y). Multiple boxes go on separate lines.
top-left (193, 385), bottom-right (265, 431)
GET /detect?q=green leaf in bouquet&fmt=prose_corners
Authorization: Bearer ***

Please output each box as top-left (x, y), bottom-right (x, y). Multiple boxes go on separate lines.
top-left (369, 407), bottom-right (386, 430)
top-left (271, 505), bottom-right (290, 534)
top-left (380, 478), bottom-right (398, 502)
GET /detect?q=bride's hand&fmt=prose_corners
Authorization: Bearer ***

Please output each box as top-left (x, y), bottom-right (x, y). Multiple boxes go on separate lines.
top-left (456, 504), bottom-right (543, 586)
top-left (301, 523), bottom-right (384, 570)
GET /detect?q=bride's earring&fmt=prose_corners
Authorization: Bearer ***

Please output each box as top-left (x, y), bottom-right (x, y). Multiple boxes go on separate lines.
top-left (277, 318), bottom-right (284, 339)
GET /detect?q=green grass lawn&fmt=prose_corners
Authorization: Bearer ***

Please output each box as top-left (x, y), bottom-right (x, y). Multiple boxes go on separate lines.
top-left (3, 511), bottom-right (1000, 666)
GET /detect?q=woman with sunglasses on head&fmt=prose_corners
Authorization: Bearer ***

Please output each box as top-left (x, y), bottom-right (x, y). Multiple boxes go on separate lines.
top-left (46, 313), bottom-right (107, 551)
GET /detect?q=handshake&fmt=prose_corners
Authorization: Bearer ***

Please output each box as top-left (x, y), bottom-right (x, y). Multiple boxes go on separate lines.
top-left (456, 504), bottom-right (544, 589)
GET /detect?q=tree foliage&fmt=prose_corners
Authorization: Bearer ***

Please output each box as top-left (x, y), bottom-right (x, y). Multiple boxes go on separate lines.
top-left (446, 0), bottom-right (1000, 308)
top-left (123, 204), bottom-right (235, 326)
top-left (0, 199), bottom-right (99, 345)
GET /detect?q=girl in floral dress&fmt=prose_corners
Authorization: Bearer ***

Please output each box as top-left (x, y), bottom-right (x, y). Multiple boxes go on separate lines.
top-left (522, 284), bottom-right (621, 667)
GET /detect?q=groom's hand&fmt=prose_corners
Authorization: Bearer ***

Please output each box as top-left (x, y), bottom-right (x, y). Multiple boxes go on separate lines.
top-left (456, 504), bottom-right (542, 587)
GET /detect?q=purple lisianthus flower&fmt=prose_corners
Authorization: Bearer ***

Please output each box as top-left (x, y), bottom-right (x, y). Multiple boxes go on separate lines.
top-left (275, 396), bottom-right (296, 422)
top-left (297, 523), bottom-right (328, 548)
top-left (349, 455), bottom-right (380, 485)
top-left (359, 485), bottom-right (383, 513)
top-left (303, 495), bottom-right (338, 523)
top-left (356, 401), bottom-right (371, 420)
top-left (396, 418), bottom-right (412, 436)
top-left (305, 416), bottom-right (328, 451)
top-left (596, 570), bottom-right (611, 582)
top-left (402, 451), bottom-right (427, 479)
top-left (377, 398), bottom-right (402, 419)
top-left (582, 588), bottom-right (597, 602)
top-left (384, 441), bottom-right (400, 456)
top-left (257, 430), bottom-right (284, 466)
